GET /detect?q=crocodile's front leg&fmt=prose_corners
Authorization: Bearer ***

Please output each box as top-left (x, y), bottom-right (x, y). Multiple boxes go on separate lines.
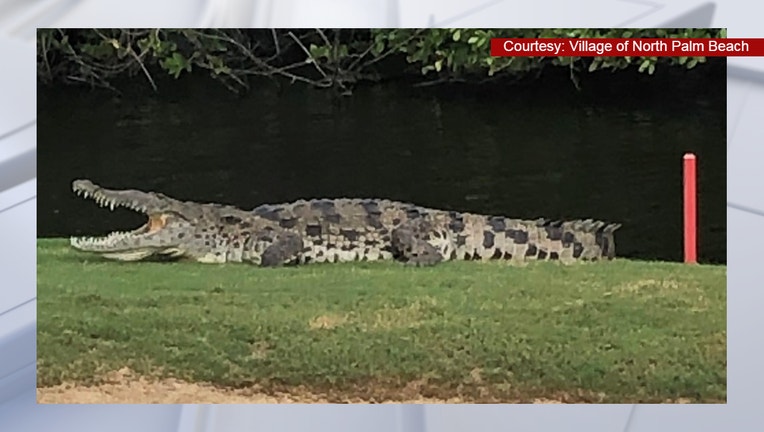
top-left (261, 231), bottom-right (305, 267)
top-left (391, 220), bottom-right (444, 266)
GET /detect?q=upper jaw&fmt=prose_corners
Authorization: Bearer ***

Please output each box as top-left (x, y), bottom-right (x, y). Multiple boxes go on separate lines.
top-left (71, 179), bottom-right (157, 214)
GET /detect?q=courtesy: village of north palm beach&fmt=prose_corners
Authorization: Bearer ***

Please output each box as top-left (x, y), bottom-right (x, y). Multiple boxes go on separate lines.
top-left (491, 37), bottom-right (758, 57)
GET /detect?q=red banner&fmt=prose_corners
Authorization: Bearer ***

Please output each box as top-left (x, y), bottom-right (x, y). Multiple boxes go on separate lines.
top-left (489, 38), bottom-right (763, 57)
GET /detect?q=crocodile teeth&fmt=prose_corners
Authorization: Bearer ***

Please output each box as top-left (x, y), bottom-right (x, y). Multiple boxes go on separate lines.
top-left (71, 230), bottom-right (134, 249)
top-left (74, 188), bottom-right (146, 215)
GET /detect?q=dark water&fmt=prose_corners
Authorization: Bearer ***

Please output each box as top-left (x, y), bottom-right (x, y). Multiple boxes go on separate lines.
top-left (37, 62), bottom-right (727, 263)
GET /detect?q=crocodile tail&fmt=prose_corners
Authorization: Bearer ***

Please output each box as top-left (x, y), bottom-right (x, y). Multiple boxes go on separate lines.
top-left (520, 218), bottom-right (622, 262)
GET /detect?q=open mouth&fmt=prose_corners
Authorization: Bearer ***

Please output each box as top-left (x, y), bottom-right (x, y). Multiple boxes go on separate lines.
top-left (69, 183), bottom-right (168, 251)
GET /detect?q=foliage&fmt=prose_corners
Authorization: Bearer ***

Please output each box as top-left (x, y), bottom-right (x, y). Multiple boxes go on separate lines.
top-left (37, 28), bottom-right (725, 93)
top-left (38, 239), bottom-right (726, 403)
top-left (372, 28), bottom-right (722, 87)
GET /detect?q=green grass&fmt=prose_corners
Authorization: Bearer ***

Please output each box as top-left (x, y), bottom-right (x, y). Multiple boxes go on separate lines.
top-left (37, 238), bottom-right (726, 403)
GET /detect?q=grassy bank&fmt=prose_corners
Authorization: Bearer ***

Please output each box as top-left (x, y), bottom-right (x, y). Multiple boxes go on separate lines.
top-left (37, 239), bottom-right (726, 403)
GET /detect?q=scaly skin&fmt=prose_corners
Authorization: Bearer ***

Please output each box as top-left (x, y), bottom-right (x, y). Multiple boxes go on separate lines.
top-left (69, 179), bottom-right (622, 266)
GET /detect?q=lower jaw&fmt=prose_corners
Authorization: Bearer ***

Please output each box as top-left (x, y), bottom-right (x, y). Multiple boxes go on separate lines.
top-left (99, 249), bottom-right (156, 261)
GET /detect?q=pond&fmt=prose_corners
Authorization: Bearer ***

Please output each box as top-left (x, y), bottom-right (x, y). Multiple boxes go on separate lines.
top-left (37, 61), bottom-right (727, 263)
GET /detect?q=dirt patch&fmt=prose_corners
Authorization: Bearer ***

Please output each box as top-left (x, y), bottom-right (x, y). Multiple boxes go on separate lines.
top-left (309, 297), bottom-right (437, 332)
top-left (614, 279), bottom-right (681, 295)
top-left (613, 278), bottom-right (712, 311)
top-left (36, 383), bottom-right (572, 404)
top-left (36, 368), bottom-right (570, 404)
top-left (37, 368), bottom-right (719, 404)
top-left (363, 296), bottom-right (438, 330)
top-left (37, 367), bottom-right (325, 403)
top-left (308, 313), bottom-right (349, 330)
top-left (249, 341), bottom-right (270, 360)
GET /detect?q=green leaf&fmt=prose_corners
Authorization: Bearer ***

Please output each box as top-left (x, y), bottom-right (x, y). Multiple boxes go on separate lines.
top-left (309, 44), bottom-right (330, 59)
top-left (452, 30), bottom-right (461, 42)
top-left (206, 55), bottom-right (231, 75)
top-left (160, 52), bottom-right (192, 78)
top-left (434, 59), bottom-right (443, 72)
top-left (467, 36), bottom-right (479, 44)
top-left (80, 41), bottom-right (114, 59)
top-left (372, 41), bottom-right (385, 56)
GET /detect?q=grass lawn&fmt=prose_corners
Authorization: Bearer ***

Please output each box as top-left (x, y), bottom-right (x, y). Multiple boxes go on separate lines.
top-left (37, 238), bottom-right (726, 403)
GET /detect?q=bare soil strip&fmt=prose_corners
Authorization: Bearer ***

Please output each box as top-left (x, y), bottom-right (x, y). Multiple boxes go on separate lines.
top-left (36, 368), bottom-right (568, 404)
top-left (37, 368), bottom-right (711, 404)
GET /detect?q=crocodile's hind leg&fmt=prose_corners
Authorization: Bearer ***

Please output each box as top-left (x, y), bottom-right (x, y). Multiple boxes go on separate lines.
top-left (391, 220), bottom-right (444, 266)
top-left (261, 232), bottom-right (305, 267)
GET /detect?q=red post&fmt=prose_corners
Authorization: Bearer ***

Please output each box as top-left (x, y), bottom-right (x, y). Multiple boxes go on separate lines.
top-left (683, 153), bottom-right (697, 264)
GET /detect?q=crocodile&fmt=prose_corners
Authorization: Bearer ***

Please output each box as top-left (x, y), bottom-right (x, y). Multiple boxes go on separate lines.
top-left (68, 179), bottom-right (622, 267)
